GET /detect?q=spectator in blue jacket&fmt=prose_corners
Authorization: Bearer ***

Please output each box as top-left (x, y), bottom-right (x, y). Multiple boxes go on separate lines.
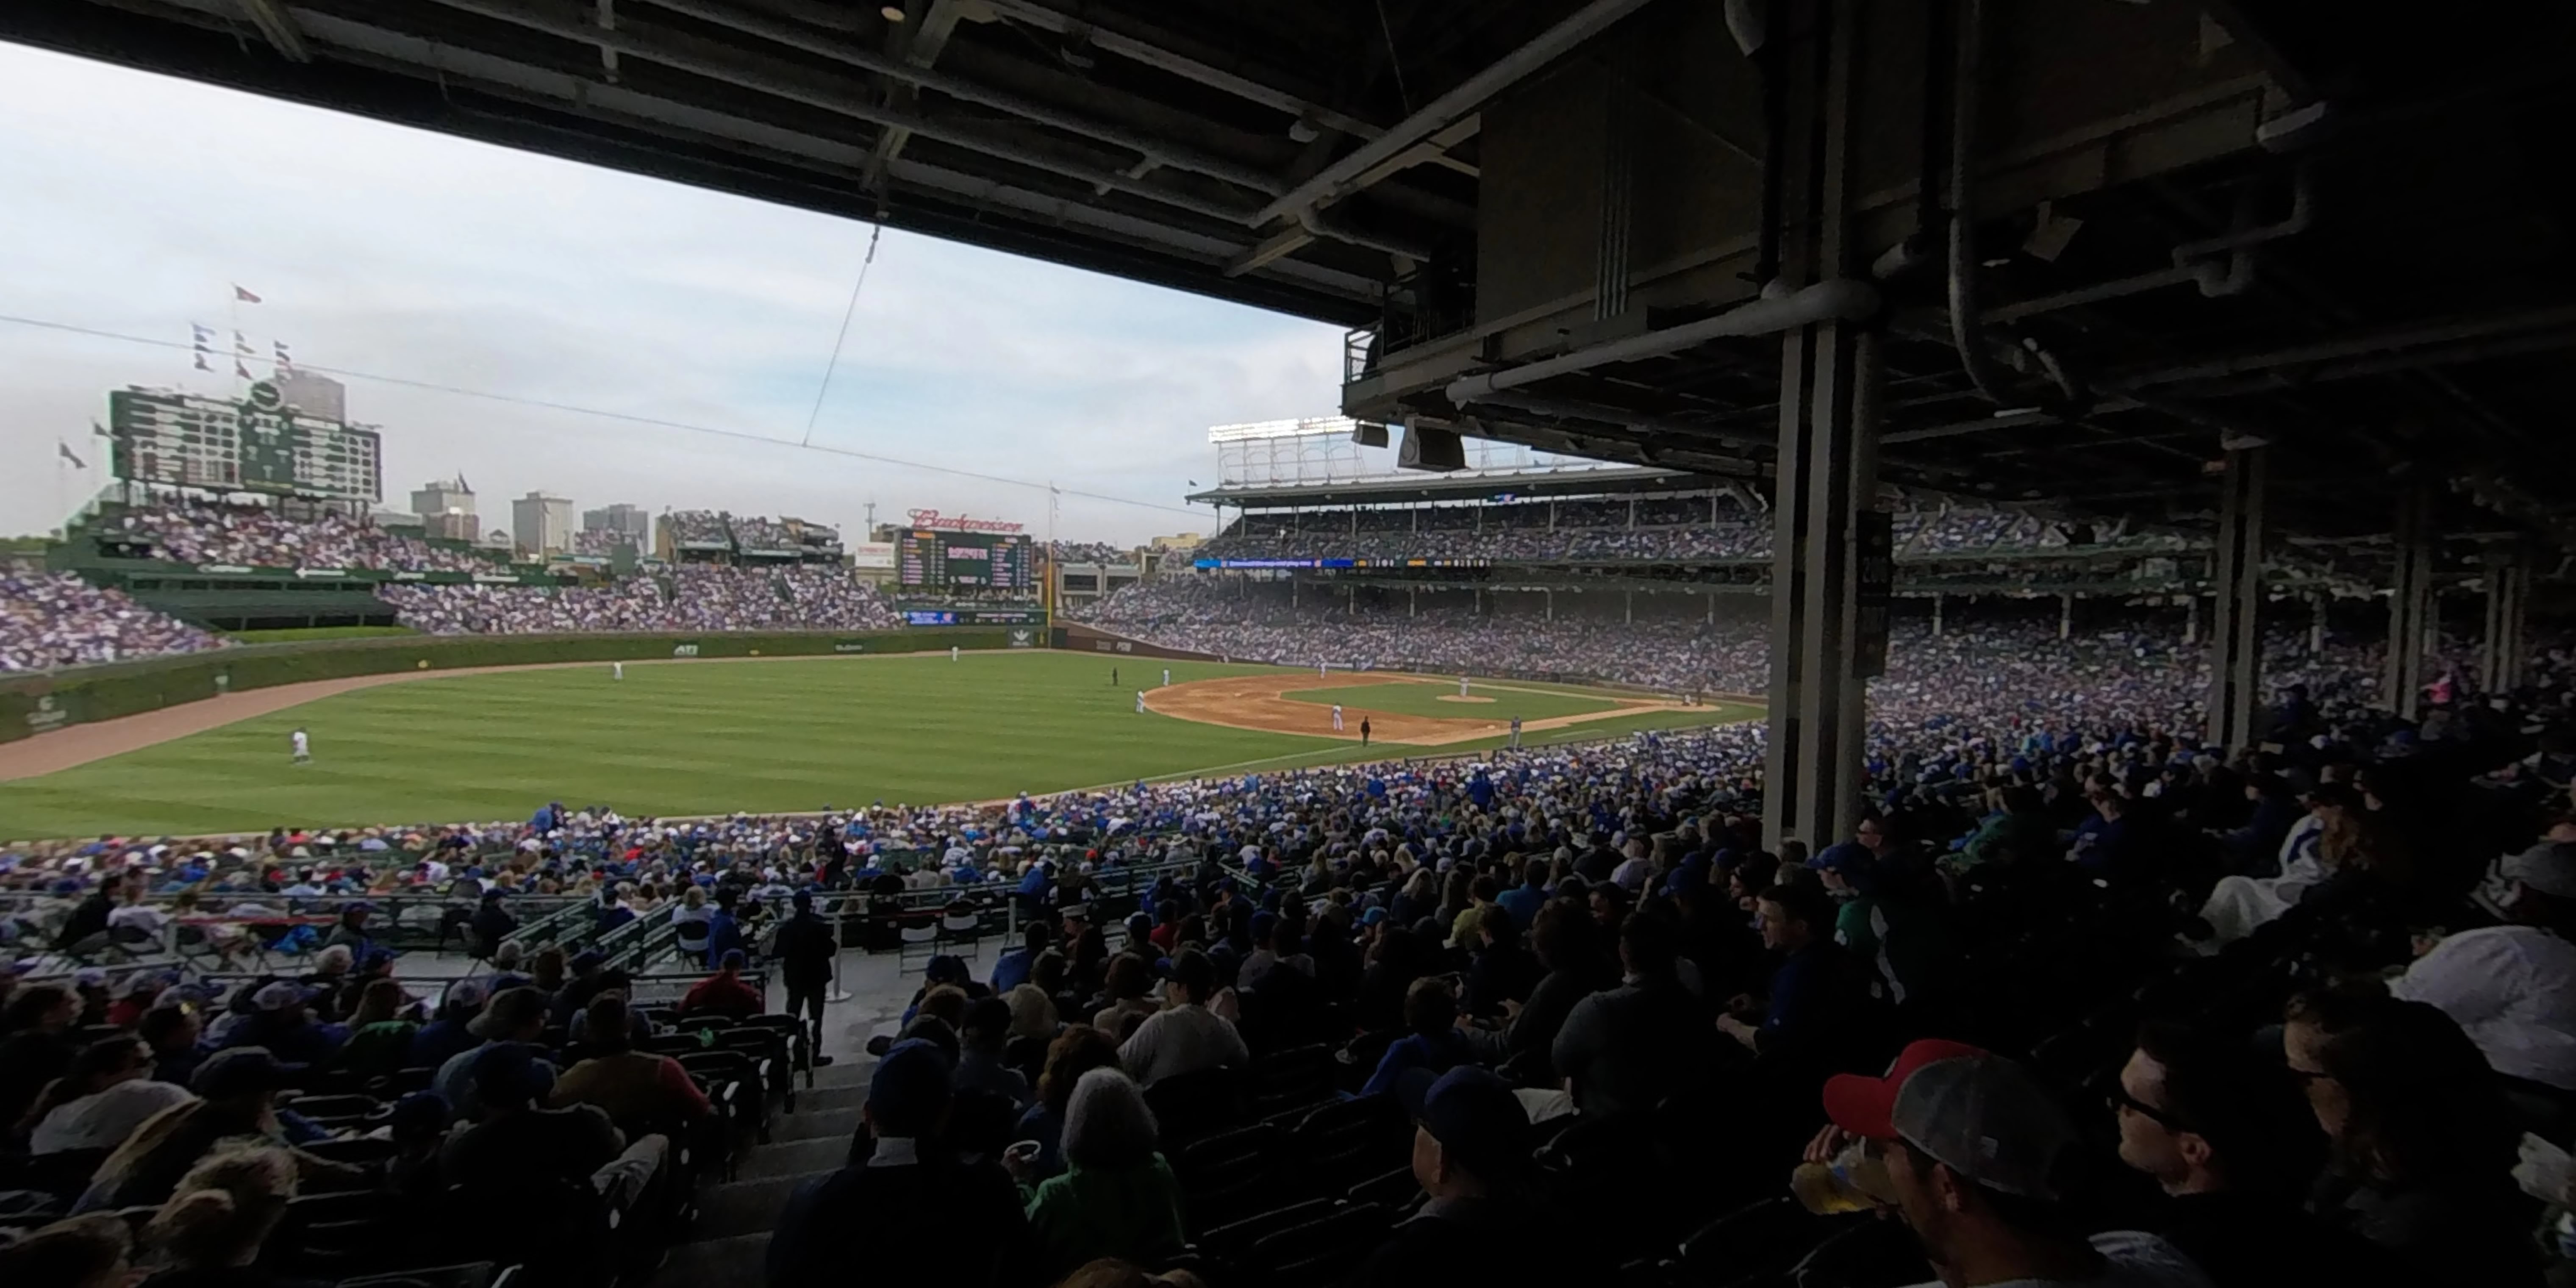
top-left (1362, 977), bottom-right (1475, 1098)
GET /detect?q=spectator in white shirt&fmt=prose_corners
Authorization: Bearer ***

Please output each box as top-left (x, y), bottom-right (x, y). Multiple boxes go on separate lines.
top-left (670, 885), bottom-right (716, 960)
top-left (1117, 949), bottom-right (1247, 1088)
top-left (2390, 840), bottom-right (2576, 1091)
top-left (28, 1036), bottom-right (196, 1155)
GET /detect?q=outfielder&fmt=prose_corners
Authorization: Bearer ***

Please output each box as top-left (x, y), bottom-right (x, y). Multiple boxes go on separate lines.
top-left (612, 662), bottom-right (624, 681)
top-left (290, 727), bottom-right (311, 764)
top-left (952, 646), bottom-right (960, 661)
top-left (1331, 704), bottom-right (1345, 732)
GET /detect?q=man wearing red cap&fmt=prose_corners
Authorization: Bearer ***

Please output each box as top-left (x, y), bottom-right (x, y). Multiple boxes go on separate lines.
top-left (1819, 1039), bottom-right (2213, 1288)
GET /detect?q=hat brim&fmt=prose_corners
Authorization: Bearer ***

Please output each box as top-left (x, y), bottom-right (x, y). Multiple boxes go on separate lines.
top-left (1821, 1071), bottom-right (1903, 1139)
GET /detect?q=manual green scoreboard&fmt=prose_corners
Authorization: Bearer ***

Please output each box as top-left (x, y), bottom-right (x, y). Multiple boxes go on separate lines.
top-left (108, 381), bottom-right (383, 502)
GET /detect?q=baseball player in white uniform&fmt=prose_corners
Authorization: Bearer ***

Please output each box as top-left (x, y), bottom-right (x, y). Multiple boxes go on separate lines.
top-left (1459, 674), bottom-right (1471, 698)
top-left (612, 662), bottom-right (624, 680)
top-left (1162, 669), bottom-right (1171, 687)
top-left (291, 728), bottom-right (311, 764)
top-left (952, 646), bottom-right (960, 661)
top-left (1331, 704), bottom-right (1345, 732)
top-left (1135, 690), bottom-right (1147, 714)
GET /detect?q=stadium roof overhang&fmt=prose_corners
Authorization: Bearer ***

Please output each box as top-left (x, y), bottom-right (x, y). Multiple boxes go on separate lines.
top-left (1186, 463), bottom-right (1729, 509)
top-left (17, 0), bottom-right (2573, 557)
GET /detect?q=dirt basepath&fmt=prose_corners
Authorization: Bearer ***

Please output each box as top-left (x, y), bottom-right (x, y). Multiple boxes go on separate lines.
top-left (0, 650), bottom-right (971, 783)
top-left (1144, 672), bottom-right (1685, 746)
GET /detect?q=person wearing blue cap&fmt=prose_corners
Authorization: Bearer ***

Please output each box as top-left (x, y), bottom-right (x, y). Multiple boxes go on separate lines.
top-left (1349, 1066), bottom-right (1594, 1288)
top-left (1808, 843), bottom-right (1882, 959)
top-left (765, 1039), bottom-right (1035, 1288)
top-left (440, 1041), bottom-right (643, 1199)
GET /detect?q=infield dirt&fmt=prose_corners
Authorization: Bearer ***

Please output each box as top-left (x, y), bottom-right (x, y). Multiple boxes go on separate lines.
top-left (1144, 672), bottom-right (1681, 746)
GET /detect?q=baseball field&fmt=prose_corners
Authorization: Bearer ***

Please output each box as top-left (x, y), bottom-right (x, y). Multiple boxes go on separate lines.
top-left (0, 650), bottom-right (1760, 838)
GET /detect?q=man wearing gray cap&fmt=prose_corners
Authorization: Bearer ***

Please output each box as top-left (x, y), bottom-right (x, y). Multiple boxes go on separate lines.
top-left (2390, 838), bottom-right (2576, 1091)
top-left (1822, 1039), bottom-right (2212, 1288)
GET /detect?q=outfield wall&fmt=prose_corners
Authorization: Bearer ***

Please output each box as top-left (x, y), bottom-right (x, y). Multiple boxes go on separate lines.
top-left (1051, 621), bottom-right (1229, 662)
top-left (0, 627), bottom-right (1021, 746)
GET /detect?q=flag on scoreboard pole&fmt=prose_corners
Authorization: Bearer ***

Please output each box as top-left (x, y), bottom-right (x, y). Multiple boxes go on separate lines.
top-left (58, 441), bottom-right (87, 469)
top-left (233, 284), bottom-right (262, 303)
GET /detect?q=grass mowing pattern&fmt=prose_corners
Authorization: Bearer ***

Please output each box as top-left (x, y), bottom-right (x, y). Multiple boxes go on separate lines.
top-left (1278, 679), bottom-right (1621, 722)
top-left (0, 654), bottom-right (1327, 838)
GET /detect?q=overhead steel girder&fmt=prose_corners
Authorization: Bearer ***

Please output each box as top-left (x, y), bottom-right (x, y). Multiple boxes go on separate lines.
top-left (258, 5), bottom-right (1391, 305)
top-left (408, 0), bottom-right (1434, 261)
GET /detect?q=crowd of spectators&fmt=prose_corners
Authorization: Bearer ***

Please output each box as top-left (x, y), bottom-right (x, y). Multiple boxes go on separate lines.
top-left (730, 517), bottom-right (797, 551)
top-left (663, 511), bottom-right (730, 546)
top-left (101, 502), bottom-right (491, 573)
top-left (379, 565), bottom-right (899, 635)
top-left (0, 572), bottom-right (225, 674)
top-left (572, 529), bottom-right (638, 557)
top-left (1195, 498), bottom-right (2162, 564)
top-left (5, 593), bottom-right (2576, 1283)
top-left (1049, 541), bottom-right (1133, 566)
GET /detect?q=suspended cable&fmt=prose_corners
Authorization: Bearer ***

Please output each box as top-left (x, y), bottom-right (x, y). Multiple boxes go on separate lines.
top-left (802, 222), bottom-right (881, 448)
top-left (0, 311), bottom-right (1203, 517)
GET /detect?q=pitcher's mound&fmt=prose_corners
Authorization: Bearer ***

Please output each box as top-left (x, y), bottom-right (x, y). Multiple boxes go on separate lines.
top-left (1437, 694), bottom-right (1497, 704)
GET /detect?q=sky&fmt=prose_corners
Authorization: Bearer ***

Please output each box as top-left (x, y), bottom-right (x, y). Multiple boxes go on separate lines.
top-left (0, 41), bottom-right (1357, 546)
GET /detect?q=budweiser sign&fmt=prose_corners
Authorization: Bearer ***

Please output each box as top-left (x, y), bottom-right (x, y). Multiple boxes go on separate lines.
top-left (905, 509), bottom-right (1024, 534)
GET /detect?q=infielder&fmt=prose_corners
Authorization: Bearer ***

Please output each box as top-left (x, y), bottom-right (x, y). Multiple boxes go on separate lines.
top-left (1331, 704), bottom-right (1344, 732)
top-left (290, 727), bottom-right (311, 764)
top-left (1135, 690), bottom-right (1147, 714)
top-left (1162, 669), bottom-right (1171, 687)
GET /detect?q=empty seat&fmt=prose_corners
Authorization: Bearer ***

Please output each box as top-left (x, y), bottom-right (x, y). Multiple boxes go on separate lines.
top-left (1172, 1123), bottom-right (1280, 1236)
top-left (1289, 1094), bottom-right (1411, 1196)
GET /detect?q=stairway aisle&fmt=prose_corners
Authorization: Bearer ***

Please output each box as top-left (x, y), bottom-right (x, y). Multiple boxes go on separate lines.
top-left (655, 1059), bottom-right (869, 1288)
top-left (652, 950), bottom-right (918, 1288)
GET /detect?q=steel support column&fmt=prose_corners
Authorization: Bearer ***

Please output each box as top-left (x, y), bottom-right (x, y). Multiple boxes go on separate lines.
top-left (2482, 542), bottom-right (2529, 693)
top-left (1931, 593), bottom-right (1943, 636)
top-left (2059, 593), bottom-right (2074, 641)
top-left (2204, 447), bottom-right (2266, 753)
top-left (2384, 489), bottom-right (2437, 716)
top-left (1764, 0), bottom-right (1878, 852)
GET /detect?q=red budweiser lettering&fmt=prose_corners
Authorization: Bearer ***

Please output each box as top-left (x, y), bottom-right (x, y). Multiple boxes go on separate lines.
top-left (905, 509), bottom-right (1026, 534)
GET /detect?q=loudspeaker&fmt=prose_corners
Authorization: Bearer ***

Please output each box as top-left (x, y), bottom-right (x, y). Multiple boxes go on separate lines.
top-left (1350, 422), bottom-right (1390, 448)
top-left (1398, 422), bottom-right (1466, 472)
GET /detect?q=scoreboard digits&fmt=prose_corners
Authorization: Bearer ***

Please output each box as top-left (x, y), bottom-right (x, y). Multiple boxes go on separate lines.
top-left (897, 530), bottom-right (1033, 593)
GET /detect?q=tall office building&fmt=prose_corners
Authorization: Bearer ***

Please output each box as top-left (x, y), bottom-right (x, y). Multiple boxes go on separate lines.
top-left (275, 371), bottom-right (348, 424)
top-left (582, 502), bottom-right (651, 542)
top-left (511, 491), bottom-right (576, 557)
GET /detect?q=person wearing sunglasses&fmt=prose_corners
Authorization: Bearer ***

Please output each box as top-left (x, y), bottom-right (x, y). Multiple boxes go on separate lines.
top-left (2109, 1022), bottom-right (2384, 1287)
top-left (2281, 990), bottom-right (2540, 1287)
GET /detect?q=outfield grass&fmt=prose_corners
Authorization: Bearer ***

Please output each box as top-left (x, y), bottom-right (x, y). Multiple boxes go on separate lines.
top-left (0, 654), bottom-right (1327, 838)
top-left (0, 654), bottom-right (1766, 838)
top-left (1279, 678), bottom-right (1621, 722)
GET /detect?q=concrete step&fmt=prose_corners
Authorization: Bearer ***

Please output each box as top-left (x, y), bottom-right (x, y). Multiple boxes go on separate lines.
top-left (697, 1172), bottom-right (829, 1240)
top-left (656, 1232), bottom-right (769, 1288)
top-left (799, 1084), bottom-right (864, 1113)
top-left (772, 1106), bottom-right (862, 1144)
top-left (807, 1060), bottom-right (870, 1090)
top-left (736, 1136), bottom-right (849, 1181)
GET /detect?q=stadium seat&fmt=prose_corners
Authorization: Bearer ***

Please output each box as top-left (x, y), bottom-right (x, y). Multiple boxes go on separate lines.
top-left (1244, 1043), bottom-right (1338, 1119)
top-left (331, 1263), bottom-right (499, 1288)
top-left (896, 916), bottom-right (940, 971)
top-left (1172, 1123), bottom-right (1280, 1236)
top-left (1141, 1066), bottom-right (1244, 1146)
top-left (1286, 1094), bottom-right (1411, 1196)
top-left (1244, 1201), bottom-right (1393, 1288)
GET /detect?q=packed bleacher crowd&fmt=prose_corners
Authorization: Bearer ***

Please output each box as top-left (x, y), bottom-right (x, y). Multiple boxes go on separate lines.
top-left (0, 572), bottom-right (226, 674)
top-left (379, 565), bottom-right (899, 636)
top-left (1049, 541), bottom-right (1133, 566)
top-left (102, 502), bottom-right (492, 573)
top-left (663, 511), bottom-right (729, 546)
top-left (572, 529), bottom-right (637, 556)
top-left (1194, 498), bottom-right (2173, 565)
top-left (12, 611), bottom-right (2576, 1285)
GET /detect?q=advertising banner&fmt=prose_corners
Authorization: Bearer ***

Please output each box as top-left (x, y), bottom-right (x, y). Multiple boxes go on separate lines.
top-left (849, 541), bottom-right (898, 571)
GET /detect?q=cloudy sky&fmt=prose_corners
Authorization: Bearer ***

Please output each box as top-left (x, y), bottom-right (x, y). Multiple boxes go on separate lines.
top-left (0, 41), bottom-right (1357, 545)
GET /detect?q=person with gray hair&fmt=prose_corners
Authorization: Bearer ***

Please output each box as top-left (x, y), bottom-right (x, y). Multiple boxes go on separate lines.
top-left (1008, 1066), bottom-right (1185, 1280)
